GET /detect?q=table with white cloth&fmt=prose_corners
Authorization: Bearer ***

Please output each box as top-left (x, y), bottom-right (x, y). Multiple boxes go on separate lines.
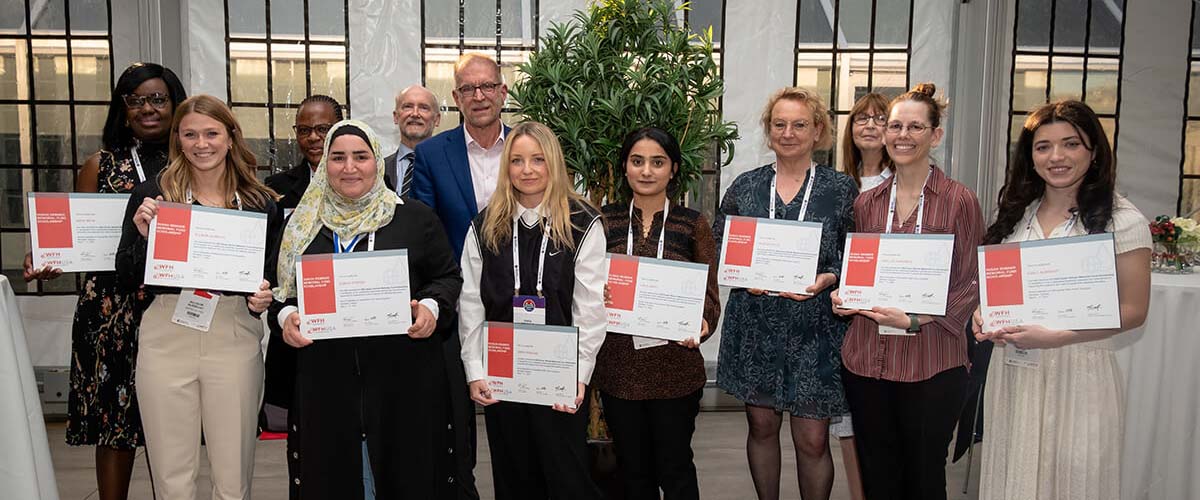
top-left (1115, 272), bottom-right (1200, 500)
top-left (0, 275), bottom-right (59, 500)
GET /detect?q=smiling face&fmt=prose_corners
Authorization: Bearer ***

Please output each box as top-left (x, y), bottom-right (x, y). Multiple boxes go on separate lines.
top-left (326, 134), bottom-right (378, 199)
top-left (452, 60), bottom-right (507, 131)
top-left (884, 100), bottom-right (943, 167)
top-left (768, 98), bottom-right (821, 162)
top-left (393, 86), bottom-right (441, 144)
top-left (625, 138), bottom-right (675, 198)
top-left (851, 106), bottom-right (885, 154)
top-left (294, 101), bottom-right (338, 167)
top-left (1031, 121), bottom-right (1094, 191)
top-left (125, 78), bottom-right (173, 142)
top-left (177, 112), bottom-right (232, 173)
top-left (507, 134), bottom-right (548, 202)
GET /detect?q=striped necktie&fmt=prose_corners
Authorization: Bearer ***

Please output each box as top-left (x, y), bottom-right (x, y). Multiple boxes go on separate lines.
top-left (399, 152), bottom-right (415, 197)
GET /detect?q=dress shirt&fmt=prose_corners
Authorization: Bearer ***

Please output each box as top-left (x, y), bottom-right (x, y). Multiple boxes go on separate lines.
top-left (464, 126), bottom-right (506, 210)
top-left (458, 202), bottom-right (609, 385)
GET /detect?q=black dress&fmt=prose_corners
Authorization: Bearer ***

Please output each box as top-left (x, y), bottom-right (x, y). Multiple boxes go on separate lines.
top-left (65, 144), bottom-right (166, 448)
top-left (267, 199), bottom-right (463, 500)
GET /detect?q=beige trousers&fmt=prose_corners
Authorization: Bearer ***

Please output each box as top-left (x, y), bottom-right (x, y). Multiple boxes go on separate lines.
top-left (136, 293), bottom-right (265, 500)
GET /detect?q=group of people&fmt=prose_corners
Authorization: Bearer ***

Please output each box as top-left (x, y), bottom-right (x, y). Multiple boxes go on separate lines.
top-left (22, 51), bottom-right (1150, 500)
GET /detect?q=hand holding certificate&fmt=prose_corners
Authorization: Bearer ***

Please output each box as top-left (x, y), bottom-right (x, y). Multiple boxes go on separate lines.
top-left (605, 254), bottom-right (708, 342)
top-left (296, 250), bottom-right (412, 340)
top-left (144, 201), bottom-right (268, 293)
top-left (483, 322), bottom-right (579, 408)
top-left (28, 193), bottom-right (130, 272)
top-left (837, 233), bottom-right (955, 315)
top-left (718, 215), bottom-right (823, 294)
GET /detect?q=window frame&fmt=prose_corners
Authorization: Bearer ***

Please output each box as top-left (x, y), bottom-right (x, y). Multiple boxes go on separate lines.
top-left (683, 0), bottom-right (728, 221)
top-left (1180, 0), bottom-right (1199, 217)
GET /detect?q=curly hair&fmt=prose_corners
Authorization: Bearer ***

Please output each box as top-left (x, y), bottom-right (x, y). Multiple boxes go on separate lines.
top-left (760, 87), bottom-right (834, 151)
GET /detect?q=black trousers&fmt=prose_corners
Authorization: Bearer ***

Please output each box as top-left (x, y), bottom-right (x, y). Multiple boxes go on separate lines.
top-left (601, 389), bottom-right (703, 500)
top-left (441, 327), bottom-right (479, 499)
top-left (483, 394), bottom-right (602, 500)
top-left (842, 366), bottom-right (969, 500)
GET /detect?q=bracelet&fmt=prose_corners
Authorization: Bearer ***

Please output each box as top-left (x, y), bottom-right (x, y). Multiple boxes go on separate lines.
top-left (906, 313), bottom-right (921, 333)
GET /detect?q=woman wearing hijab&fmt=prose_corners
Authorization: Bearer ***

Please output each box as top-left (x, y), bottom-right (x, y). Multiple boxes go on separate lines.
top-left (269, 120), bottom-right (463, 499)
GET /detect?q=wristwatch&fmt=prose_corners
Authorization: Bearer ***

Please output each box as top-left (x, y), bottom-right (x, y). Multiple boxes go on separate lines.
top-left (906, 313), bottom-right (921, 333)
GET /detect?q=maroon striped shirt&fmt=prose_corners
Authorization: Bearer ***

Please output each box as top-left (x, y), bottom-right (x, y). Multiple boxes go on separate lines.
top-left (841, 165), bottom-right (983, 382)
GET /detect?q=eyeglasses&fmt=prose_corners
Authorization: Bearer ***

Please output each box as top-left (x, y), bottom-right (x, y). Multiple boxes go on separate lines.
top-left (885, 122), bottom-right (931, 136)
top-left (293, 124), bottom-right (334, 137)
top-left (455, 82), bottom-right (503, 97)
top-left (853, 114), bottom-right (887, 126)
top-left (123, 93), bottom-right (171, 110)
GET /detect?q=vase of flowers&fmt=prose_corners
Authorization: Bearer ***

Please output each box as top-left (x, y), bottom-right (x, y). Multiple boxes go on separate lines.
top-left (1149, 215), bottom-right (1199, 273)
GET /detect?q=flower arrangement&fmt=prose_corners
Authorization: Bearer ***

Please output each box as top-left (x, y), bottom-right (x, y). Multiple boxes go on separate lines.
top-left (1149, 215), bottom-right (1199, 273)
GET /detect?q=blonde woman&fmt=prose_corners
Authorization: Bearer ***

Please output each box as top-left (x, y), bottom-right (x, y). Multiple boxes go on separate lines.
top-left (114, 94), bottom-right (281, 500)
top-left (458, 121), bottom-right (606, 500)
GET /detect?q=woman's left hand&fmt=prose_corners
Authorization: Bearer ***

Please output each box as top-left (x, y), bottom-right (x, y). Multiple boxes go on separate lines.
top-left (778, 273), bottom-right (837, 302)
top-left (247, 280), bottom-right (273, 313)
top-left (552, 382), bottom-right (587, 414)
top-left (408, 300), bottom-right (436, 338)
top-left (676, 319), bottom-right (710, 349)
top-left (992, 324), bottom-right (1070, 350)
top-left (857, 306), bottom-right (910, 329)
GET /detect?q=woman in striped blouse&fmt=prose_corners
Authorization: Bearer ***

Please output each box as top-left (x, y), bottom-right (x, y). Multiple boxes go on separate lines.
top-left (831, 83), bottom-right (984, 500)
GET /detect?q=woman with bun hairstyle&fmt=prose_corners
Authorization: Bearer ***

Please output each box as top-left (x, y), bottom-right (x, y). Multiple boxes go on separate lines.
top-left (831, 83), bottom-right (984, 500)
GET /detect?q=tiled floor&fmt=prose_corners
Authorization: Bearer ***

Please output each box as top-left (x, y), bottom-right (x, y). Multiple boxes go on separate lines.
top-left (47, 411), bottom-right (981, 499)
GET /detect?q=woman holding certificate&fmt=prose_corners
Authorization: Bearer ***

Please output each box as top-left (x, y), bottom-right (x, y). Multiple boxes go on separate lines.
top-left (593, 127), bottom-right (721, 499)
top-left (713, 87), bottom-right (858, 500)
top-left (831, 83), bottom-right (983, 500)
top-left (115, 94), bottom-right (281, 500)
top-left (459, 121), bottom-right (607, 500)
top-left (23, 62), bottom-right (186, 500)
top-left (270, 120), bottom-right (462, 499)
top-left (973, 100), bottom-right (1151, 500)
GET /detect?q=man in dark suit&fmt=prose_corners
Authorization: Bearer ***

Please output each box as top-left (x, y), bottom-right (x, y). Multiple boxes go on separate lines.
top-left (412, 53), bottom-right (511, 500)
top-left (265, 95), bottom-right (343, 210)
top-left (383, 84), bottom-right (440, 197)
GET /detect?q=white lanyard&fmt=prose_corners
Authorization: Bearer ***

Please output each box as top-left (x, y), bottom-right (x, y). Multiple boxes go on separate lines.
top-left (627, 197), bottom-right (670, 259)
top-left (513, 214), bottom-right (550, 297)
top-left (1024, 199), bottom-right (1079, 240)
top-left (769, 163), bottom-right (817, 221)
top-left (333, 231), bottom-right (376, 253)
top-left (130, 146), bottom-right (147, 182)
top-left (185, 189), bottom-right (243, 210)
top-left (885, 167), bottom-right (932, 234)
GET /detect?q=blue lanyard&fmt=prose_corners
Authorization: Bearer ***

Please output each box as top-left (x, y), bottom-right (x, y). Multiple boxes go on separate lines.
top-left (333, 232), bottom-right (375, 253)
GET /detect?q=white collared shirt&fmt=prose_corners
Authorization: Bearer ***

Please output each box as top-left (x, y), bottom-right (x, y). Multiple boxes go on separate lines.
top-left (457, 202), bottom-right (608, 385)
top-left (464, 126), bottom-right (506, 209)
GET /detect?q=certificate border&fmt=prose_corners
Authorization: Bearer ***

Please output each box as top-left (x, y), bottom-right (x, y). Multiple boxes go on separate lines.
top-left (26, 192), bottom-right (132, 272)
top-left (483, 321), bottom-right (580, 407)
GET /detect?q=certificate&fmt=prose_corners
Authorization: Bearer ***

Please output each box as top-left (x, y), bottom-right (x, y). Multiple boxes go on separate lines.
top-left (484, 322), bottom-right (578, 408)
top-left (144, 201), bottom-right (267, 293)
top-left (718, 215), bottom-right (823, 293)
top-left (838, 233), bottom-right (955, 315)
top-left (296, 249), bottom-right (412, 340)
top-left (605, 254), bottom-right (708, 341)
top-left (978, 233), bottom-right (1120, 332)
top-left (27, 192), bottom-right (129, 272)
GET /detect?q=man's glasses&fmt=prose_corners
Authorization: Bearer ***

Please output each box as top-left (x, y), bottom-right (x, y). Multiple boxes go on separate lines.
top-left (123, 93), bottom-right (171, 110)
top-left (293, 124), bottom-right (334, 138)
top-left (455, 82), bottom-right (503, 97)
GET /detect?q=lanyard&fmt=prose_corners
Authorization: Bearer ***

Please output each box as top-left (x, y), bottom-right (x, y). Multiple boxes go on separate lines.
top-left (130, 146), bottom-right (147, 182)
top-left (333, 231), bottom-right (376, 253)
top-left (885, 167), bottom-right (932, 234)
top-left (186, 189), bottom-right (243, 210)
top-left (769, 163), bottom-right (817, 221)
top-left (1024, 199), bottom-right (1079, 240)
top-left (513, 213), bottom-right (550, 297)
top-left (627, 197), bottom-right (670, 259)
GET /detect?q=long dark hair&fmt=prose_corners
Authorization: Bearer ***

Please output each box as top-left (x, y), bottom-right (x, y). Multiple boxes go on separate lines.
top-left (616, 127), bottom-right (683, 202)
top-left (984, 100), bottom-right (1115, 244)
top-left (840, 92), bottom-right (892, 188)
top-left (102, 63), bottom-right (187, 150)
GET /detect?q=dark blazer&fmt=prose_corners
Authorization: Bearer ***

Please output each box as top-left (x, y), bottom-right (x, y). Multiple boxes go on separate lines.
top-left (266, 161), bottom-right (397, 210)
top-left (411, 125), bottom-right (510, 260)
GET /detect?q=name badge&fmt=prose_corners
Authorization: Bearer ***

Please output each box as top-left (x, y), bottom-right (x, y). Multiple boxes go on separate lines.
top-left (512, 295), bottom-right (546, 325)
top-left (1004, 344), bottom-right (1041, 369)
top-left (878, 324), bottom-right (916, 336)
top-left (632, 336), bottom-right (669, 350)
top-left (171, 289), bottom-right (220, 332)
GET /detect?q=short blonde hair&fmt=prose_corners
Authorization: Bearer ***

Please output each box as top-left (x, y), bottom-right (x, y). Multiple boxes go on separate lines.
top-left (760, 87), bottom-right (834, 151)
top-left (454, 53), bottom-right (502, 85)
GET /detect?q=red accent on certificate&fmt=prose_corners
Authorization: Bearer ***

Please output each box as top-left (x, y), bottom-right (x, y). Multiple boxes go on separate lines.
top-left (33, 194), bottom-right (74, 248)
top-left (605, 253), bottom-right (709, 342)
top-left (152, 203), bottom-right (192, 262)
top-left (483, 322), bottom-right (578, 407)
top-left (983, 244), bottom-right (1024, 307)
top-left (723, 217), bottom-right (757, 266)
top-left (487, 324), bottom-right (515, 379)
top-left (296, 250), bottom-right (412, 340)
top-left (300, 256), bottom-right (337, 315)
top-left (837, 233), bottom-right (955, 315)
top-left (144, 202), bottom-right (267, 293)
top-left (27, 193), bottom-right (130, 272)
top-left (844, 234), bottom-right (881, 287)
top-left (718, 216), bottom-right (823, 293)
top-left (606, 256), bottom-right (640, 311)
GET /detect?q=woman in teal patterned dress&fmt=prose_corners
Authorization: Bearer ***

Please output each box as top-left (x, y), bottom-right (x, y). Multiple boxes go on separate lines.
top-left (23, 62), bottom-right (186, 500)
top-left (712, 88), bottom-right (857, 500)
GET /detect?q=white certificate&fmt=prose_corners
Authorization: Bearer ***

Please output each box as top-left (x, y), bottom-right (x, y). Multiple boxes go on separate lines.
top-left (605, 254), bottom-right (708, 341)
top-left (144, 201), bottom-right (267, 293)
top-left (484, 322), bottom-right (578, 408)
top-left (838, 233), bottom-right (955, 315)
top-left (978, 233), bottom-right (1120, 332)
top-left (718, 215), bottom-right (823, 293)
top-left (27, 192), bottom-right (129, 272)
top-left (296, 249), bottom-right (413, 340)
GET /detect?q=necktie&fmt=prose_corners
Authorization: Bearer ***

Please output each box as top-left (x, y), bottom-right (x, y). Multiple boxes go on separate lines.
top-left (399, 152), bottom-right (415, 197)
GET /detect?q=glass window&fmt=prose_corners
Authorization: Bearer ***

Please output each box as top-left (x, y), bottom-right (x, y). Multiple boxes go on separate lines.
top-left (1181, 3), bottom-right (1200, 218)
top-left (226, 0), bottom-right (350, 175)
top-left (0, 0), bottom-right (111, 294)
top-left (684, 0), bottom-right (726, 223)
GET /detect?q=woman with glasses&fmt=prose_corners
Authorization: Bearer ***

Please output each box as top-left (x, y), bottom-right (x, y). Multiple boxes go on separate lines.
top-left (974, 101), bottom-right (1150, 500)
top-left (832, 83), bottom-right (983, 500)
top-left (22, 62), bottom-right (186, 500)
top-left (714, 87), bottom-right (858, 500)
top-left (265, 95), bottom-right (345, 209)
top-left (841, 93), bottom-right (893, 191)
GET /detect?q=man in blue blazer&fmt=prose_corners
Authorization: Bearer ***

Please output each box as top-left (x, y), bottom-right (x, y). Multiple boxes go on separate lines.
top-left (411, 53), bottom-right (511, 500)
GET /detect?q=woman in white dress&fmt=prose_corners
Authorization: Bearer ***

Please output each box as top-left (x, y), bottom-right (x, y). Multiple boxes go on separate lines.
top-left (973, 100), bottom-right (1151, 500)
